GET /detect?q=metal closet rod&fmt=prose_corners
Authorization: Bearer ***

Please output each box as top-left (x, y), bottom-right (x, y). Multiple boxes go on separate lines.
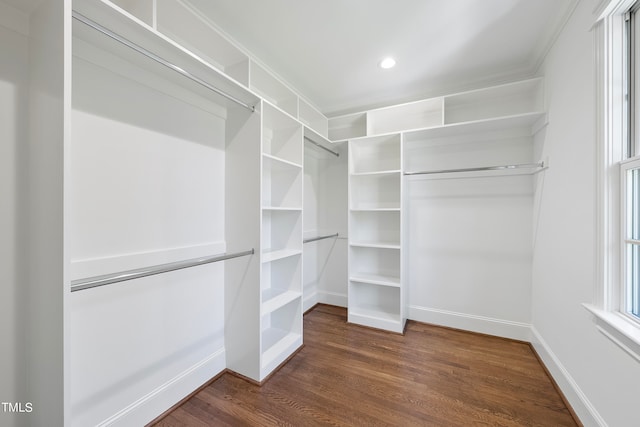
top-left (70, 249), bottom-right (255, 292)
top-left (404, 161), bottom-right (545, 176)
top-left (304, 137), bottom-right (340, 157)
top-left (304, 233), bottom-right (339, 244)
top-left (72, 11), bottom-right (256, 113)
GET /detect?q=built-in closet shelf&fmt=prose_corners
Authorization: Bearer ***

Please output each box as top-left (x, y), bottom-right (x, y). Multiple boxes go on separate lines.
top-left (329, 77), bottom-right (544, 142)
top-left (251, 61), bottom-right (298, 118)
top-left (262, 153), bottom-right (303, 170)
top-left (403, 112), bottom-right (547, 141)
top-left (349, 273), bottom-right (401, 288)
top-left (350, 207), bottom-right (401, 212)
top-left (261, 328), bottom-right (302, 370)
top-left (155, 0), bottom-right (250, 86)
top-left (262, 289), bottom-right (302, 315)
top-left (348, 311), bottom-right (403, 333)
top-left (349, 203), bottom-right (402, 212)
top-left (299, 99), bottom-right (329, 138)
top-left (262, 207), bottom-right (303, 212)
top-left (262, 249), bottom-right (302, 264)
top-left (349, 307), bottom-right (401, 323)
top-left (350, 242), bottom-right (401, 250)
top-left (351, 170), bottom-right (402, 177)
top-left (73, 1), bottom-right (259, 112)
top-left (348, 132), bottom-right (404, 333)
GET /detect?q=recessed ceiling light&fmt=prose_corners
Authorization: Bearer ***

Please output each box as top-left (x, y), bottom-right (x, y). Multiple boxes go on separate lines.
top-left (379, 57), bottom-right (396, 69)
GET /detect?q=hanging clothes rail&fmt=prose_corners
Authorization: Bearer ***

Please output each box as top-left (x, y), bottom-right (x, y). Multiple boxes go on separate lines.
top-left (303, 233), bottom-right (339, 244)
top-left (72, 11), bottom-right (257, 113)
top-left (304, 137), bottom-right (340, 157)
top-left (404, 161), bottom-right (545, 176)
top-left (71, 249), bottom-right (255, 292)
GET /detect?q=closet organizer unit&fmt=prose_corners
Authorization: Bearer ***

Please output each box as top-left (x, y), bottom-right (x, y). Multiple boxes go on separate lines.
top-left (259, 103), bottom-right (304, 380)
top-left (224, 99), bottom-right (305, 383)
top-left (348, 134), bottom-right (406, 333)
top-left (70, 4), bottom-right (303, 423)
top-left (338, 77), bottom-right (545, 333)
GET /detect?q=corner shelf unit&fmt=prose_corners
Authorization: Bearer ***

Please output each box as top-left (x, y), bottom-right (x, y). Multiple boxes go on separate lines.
top-left (348, 134), bottom-right (406, 333)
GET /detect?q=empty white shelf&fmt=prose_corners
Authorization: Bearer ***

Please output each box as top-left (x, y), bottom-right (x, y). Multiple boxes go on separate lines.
top-left (262, 248), bottom-right (302, 263)
top-left (349, 242), bottom-right (401, 250)
top-left (261, 328), bottom-right (302, 369)
top-left (349, 273), bottom-right (401, 288)
top-left (262, 289), bottom-right (301, 315)
top-left (263, 153), bottom-right (303, 170)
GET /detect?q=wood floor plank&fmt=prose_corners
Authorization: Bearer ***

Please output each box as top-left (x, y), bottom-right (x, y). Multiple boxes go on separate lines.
top-left (151, 305), bottom-right (578, 427)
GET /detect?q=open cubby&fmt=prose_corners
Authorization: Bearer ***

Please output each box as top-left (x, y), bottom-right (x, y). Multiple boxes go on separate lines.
top-left (156, 0), bottom-right (249, 86)
top-left (444, 78), bottom-right (544, 125)
top-left (350, 211), bottom-right (400, 248)
top-left (348, 282), bottom-right (401, 330)
top-left (262, 155), bottom-right (303, 209)
top-left (350, 172), bottom-right (401, 210)
top-left (263, 103), bottom-right (303, 165)
top-left (261, 298), bottom-right (302, 374)
top-left (261, 255), bottom-right (302, 315)
top-left (350, 134), bottom-right (401, 174)
top-left (328, 112), bottom-right (367, 141)
top-left (367, 97), bottom-right (443, 135)
top-left (262, 209), bottom-right (302, 262)
top-left (349, 246), bottom-right (400, 286)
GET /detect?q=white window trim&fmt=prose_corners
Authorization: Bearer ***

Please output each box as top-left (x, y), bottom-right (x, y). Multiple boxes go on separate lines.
top-left (588, 0), bottom-right (640, 361)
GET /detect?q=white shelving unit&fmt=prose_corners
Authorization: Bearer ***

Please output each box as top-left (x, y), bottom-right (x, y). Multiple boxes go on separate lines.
top-left (328, 77), bottom-right (545, 142)
top-left (348, 134), bottom-right (405, 333)
top-left (259, 102), bottom-right (303, 380)
top-left (225, 101), bottom-right (303, 384)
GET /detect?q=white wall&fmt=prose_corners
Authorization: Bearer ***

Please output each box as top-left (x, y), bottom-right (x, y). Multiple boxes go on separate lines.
top-left (0, 4), bottom-right (29, 427)
top-left (532, 1), bottom-right (640, 425)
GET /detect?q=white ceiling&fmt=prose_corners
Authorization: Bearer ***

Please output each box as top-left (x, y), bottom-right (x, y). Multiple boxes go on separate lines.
top-left (190, 0), bottom-right (577, 116)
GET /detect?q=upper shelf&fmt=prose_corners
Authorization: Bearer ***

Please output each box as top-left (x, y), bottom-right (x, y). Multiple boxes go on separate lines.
top-left (328, 77), bottom-right (545, 142)
top-left (155, 0), bottom-right (250, 87)
top-left (73, 0), bottom-right (260, 113)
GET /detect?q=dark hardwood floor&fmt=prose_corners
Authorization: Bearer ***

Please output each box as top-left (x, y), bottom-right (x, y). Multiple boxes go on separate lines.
top-left (152, 304), bottom-right (579, 426)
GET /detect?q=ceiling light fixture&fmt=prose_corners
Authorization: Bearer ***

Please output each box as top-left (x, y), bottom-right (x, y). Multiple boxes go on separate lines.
top-left (379, 57), bottom-right (396, 69)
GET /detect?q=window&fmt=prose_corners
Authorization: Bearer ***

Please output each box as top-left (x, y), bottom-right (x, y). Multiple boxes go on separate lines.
top-left (622, 4), bottom-right (640, 324)
top-left (622, 158), bottom-right (640, 320)
top-left (588, 0), bottom-right (640, 360)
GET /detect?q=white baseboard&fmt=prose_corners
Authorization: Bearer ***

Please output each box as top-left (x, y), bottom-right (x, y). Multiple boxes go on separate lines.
top-left (317, 291), bottom-right (347, 308)
top-left (303, 290), bottom-right (319, 313)
top-left (408, 305), bottom-right (532, 342)
top-left (530, 327), bottom-right (607, 427)
top-left (99, 348), bottom-right (226, 427)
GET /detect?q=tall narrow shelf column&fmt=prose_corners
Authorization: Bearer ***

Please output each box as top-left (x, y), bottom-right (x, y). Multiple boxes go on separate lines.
top-left (348, 134), bottom-right (406, 333)
top-left (260, 102), bottom-right (304, 379)
top-left (225, 101), bottom-right (303, 383)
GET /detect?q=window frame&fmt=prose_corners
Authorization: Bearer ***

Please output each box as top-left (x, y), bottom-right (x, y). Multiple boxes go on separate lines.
top-left (620, 156), bottom-right (640, 323)
top-left (587, 0), bottom-right (640, 362)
